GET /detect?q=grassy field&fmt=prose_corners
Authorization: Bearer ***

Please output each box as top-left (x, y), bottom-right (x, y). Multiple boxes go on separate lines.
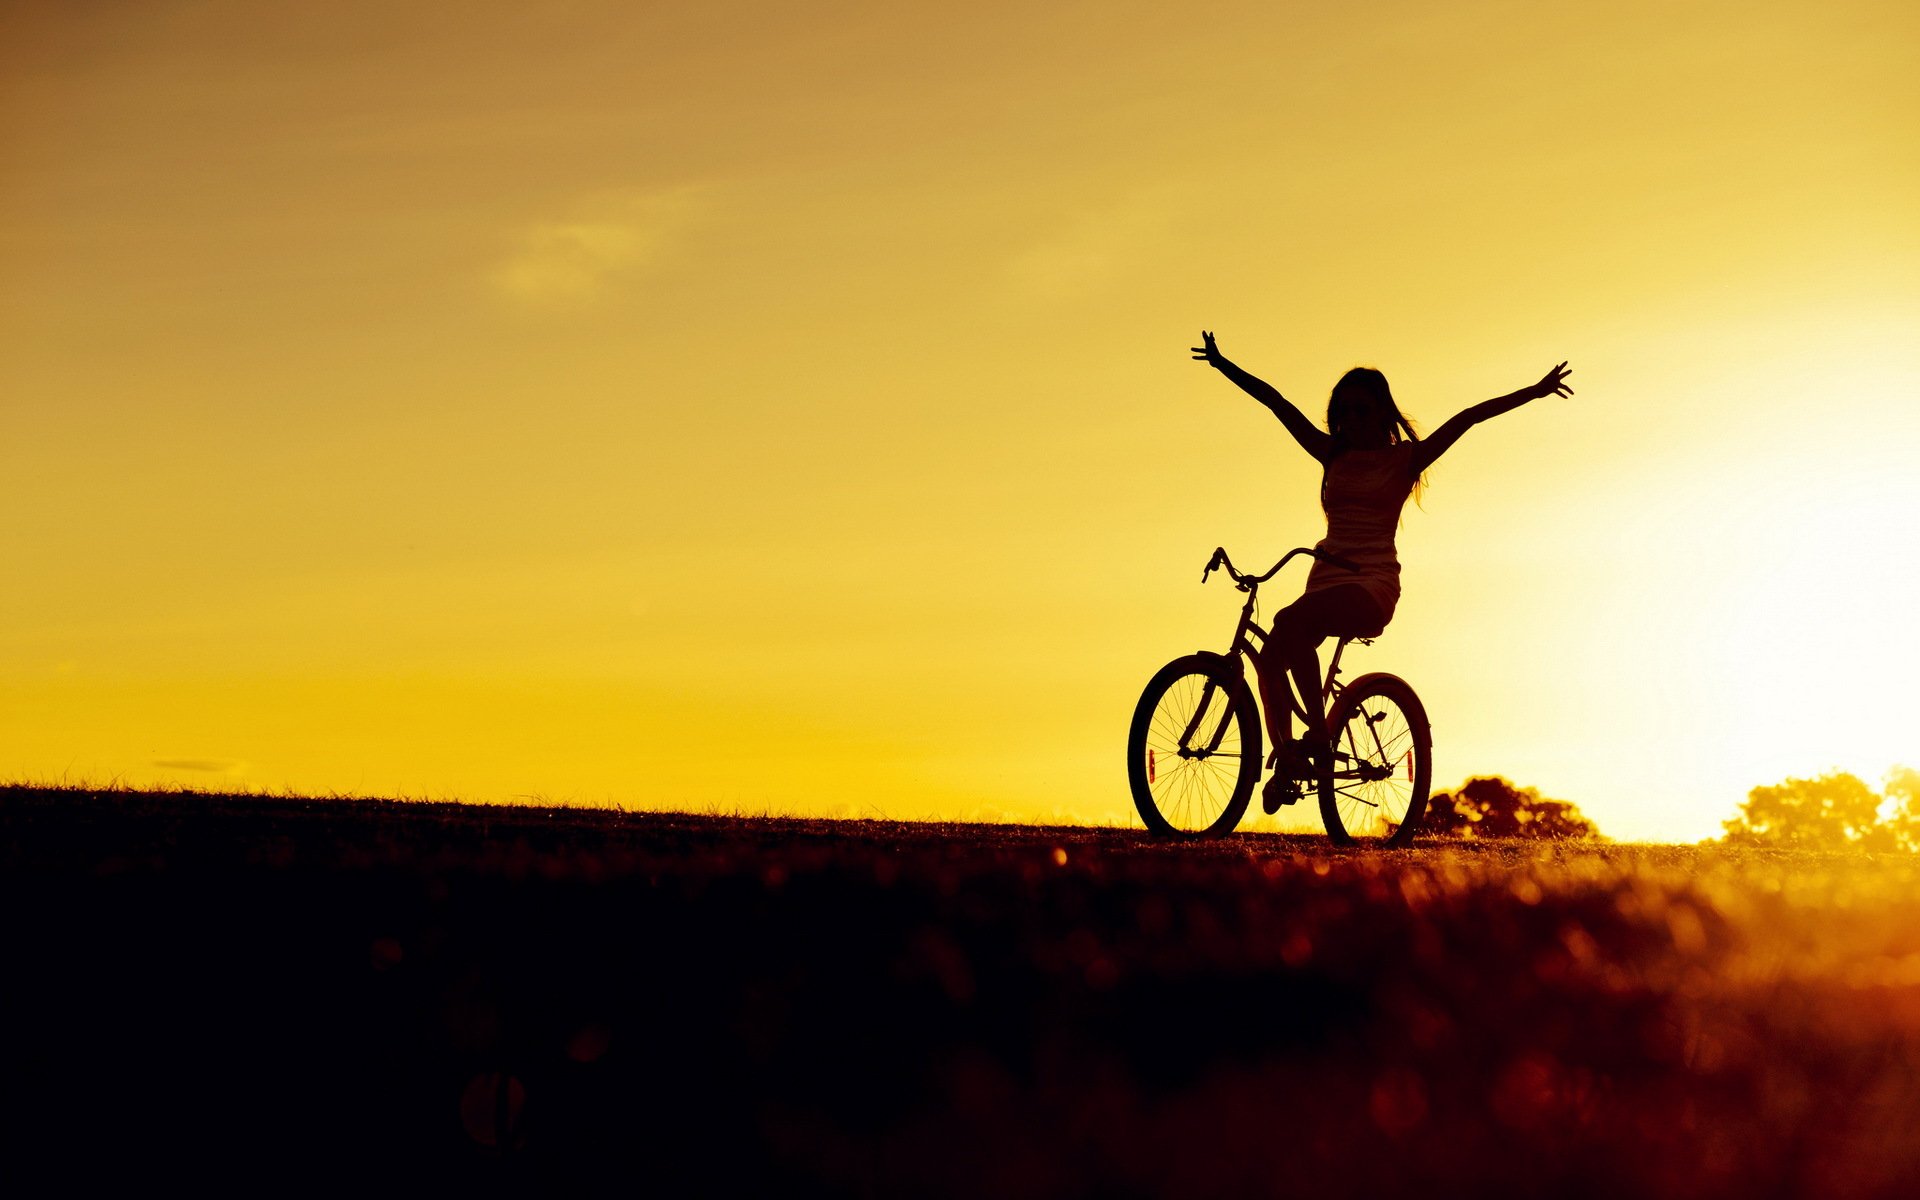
top-left (6, 785), bottom-right (1920, 1195)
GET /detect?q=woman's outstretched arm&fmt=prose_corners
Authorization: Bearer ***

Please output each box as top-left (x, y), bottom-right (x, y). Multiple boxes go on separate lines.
top-left (1192, 330), bottom-right (1332, 462)
top-left (1409, 362), bottom-right (1574, 475)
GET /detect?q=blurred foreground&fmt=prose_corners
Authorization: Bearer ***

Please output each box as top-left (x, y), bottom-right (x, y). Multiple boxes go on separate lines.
top-left (5, 786), bottom-right (1920, 1195)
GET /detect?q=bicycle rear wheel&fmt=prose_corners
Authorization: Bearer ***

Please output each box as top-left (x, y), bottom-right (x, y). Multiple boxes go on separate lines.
top-left (1319, 672), bottom-right (1431, 847)
top-left (1127, 654), bottom-right (1260, 837)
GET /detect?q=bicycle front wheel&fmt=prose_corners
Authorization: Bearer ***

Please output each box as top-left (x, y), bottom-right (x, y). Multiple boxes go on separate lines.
top-left (1319, 672), bottom-right (1432, 847)
top-left (1127, 654), bottom-right (1260, 838)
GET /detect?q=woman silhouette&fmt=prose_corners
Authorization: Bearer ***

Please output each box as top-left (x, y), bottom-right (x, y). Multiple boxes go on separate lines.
top-left (1191, 331), bottom-right (1574, 812)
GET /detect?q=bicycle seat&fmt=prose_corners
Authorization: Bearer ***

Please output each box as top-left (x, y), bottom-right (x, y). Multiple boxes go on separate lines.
top-left (1344, 625), bottom-right (1384, 643)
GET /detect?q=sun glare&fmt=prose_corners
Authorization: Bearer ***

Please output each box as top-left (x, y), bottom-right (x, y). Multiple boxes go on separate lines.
top-left (1691, 459), bottom-right (1920, 796)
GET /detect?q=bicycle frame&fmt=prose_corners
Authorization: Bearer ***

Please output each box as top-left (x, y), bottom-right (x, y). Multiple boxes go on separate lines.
top-left (1204, 546), bottom-right (1366, 731)
top-left (1226, 599), bottom-right (1363, 729)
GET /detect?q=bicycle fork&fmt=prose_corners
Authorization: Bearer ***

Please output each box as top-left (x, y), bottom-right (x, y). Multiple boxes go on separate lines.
top-left (1176, 676), bottom-right (1237, 759)
top-left (1148, 669), bottom-right (1238, 786)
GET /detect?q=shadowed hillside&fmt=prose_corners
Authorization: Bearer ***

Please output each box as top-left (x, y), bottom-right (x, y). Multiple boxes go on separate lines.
top-left (6, 785), bottom-right (1920, 1196)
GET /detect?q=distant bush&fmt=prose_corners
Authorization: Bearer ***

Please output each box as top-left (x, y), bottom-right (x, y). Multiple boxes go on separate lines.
top-left (1722, 766), bottom-right (1920, 851)
top-left (1423, 776), bottom-right (1601, 841)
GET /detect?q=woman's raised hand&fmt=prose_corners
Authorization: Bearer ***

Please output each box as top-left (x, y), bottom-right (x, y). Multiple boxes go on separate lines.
top-left (1190, 330), bottom-right (1225, 367)
top-left (1528, 362), bottom-right (1574, 400)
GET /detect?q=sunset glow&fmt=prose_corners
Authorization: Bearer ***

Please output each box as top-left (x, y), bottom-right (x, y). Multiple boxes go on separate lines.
top-left (4, 0), bottom-right (1916, 841)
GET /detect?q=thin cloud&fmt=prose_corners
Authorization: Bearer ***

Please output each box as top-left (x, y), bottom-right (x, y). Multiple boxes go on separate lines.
top-left (489, 187), bottom-right (701, 306)
top-left (151, 758), bottom-right (248, 775)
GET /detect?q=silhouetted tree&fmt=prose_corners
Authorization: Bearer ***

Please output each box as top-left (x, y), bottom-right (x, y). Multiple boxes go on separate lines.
top-left (1723, 771), bottom-right (1879, 848)
top-left (1724, 768), bottom-right (1920, 851)
top-left (1424, 776), bottom-right (1600, 840)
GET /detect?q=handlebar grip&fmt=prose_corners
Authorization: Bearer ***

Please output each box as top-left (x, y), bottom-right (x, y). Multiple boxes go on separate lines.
top-left (1317, 550), bottom-right (1362, 572)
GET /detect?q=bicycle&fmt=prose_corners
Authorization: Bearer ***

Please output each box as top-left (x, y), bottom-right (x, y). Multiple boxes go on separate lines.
top-left (1126, 546), bottom-right (1433, 845)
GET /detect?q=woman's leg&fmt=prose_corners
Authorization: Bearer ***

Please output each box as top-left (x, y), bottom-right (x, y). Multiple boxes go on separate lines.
top-left (1288, 632), bottom-right (1328, 742)
top-left (1262, 585), bottom-right (1387, 752)
top-left (1256, 603), bottom-right (1326, 751)
top-left (1253, 634), bottom-right (1298, 751)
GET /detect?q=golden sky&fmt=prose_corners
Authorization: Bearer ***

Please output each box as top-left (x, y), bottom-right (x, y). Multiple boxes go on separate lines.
top-left (4, 0), bottom-right (1916, 841)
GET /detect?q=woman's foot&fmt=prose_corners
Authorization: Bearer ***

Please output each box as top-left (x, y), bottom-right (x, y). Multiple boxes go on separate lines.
top-left (1262, 770), bottom-right (1300, 813)
top-left (1262, 741), bottom-right (1314, 813)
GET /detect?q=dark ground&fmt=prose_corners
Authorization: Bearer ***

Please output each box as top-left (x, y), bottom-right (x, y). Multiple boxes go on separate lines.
top-left (6, 785), bottom-right (1920, 1196)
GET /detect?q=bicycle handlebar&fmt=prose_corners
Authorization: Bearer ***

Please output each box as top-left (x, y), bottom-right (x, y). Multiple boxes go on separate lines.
top-left (1202, 546), bottom-right (1361, 591)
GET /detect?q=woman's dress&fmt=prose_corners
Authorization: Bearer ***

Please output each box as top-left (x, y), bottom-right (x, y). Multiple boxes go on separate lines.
top-left (1301, 441), bottom-right (1418, 624)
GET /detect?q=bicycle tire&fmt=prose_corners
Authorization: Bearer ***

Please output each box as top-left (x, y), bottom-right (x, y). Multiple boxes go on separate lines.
top-left (1127, 654), bottom-right (1260, 838)
top-left (1318, 672), bottom-right (1432, 847)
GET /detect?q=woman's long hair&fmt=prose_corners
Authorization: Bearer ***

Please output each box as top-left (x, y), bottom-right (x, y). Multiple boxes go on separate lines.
top-left (1323, 367), bottom-right (1426, 509)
